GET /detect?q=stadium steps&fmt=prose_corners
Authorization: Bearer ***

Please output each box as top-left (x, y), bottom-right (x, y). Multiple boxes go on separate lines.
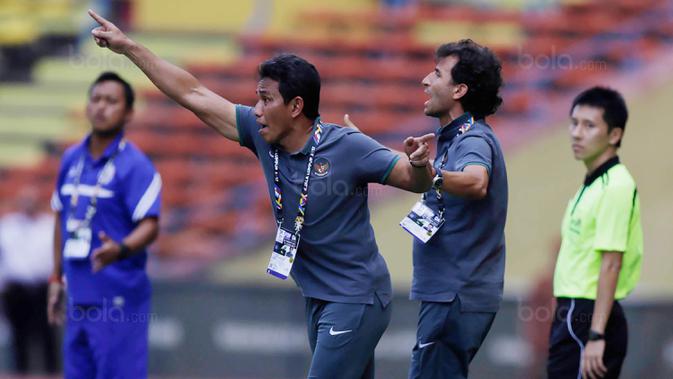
top-left (208, 0), bottom-right (673, 287)
top-left (3, 0), bottom-right (673, 281)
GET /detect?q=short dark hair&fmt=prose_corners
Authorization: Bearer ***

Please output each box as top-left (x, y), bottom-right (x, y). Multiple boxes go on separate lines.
top-left (258, 54), bottom-right (321, 121)
top-left (571, 86), bottom-right (628, 147)
top-left (89, 71), bottom-right (135, 110)
top-left (436, 39), bottom-right (503, 120)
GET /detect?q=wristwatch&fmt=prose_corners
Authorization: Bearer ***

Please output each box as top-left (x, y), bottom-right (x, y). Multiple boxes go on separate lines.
top-left (588, 330), bottom-right (605, 341)
top-left (432, 174), bottom-right (444, 189)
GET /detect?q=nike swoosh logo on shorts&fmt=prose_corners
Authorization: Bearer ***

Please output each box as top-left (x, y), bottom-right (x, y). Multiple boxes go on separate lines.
top-left (329, 327), bottom-right (353, 336)
top-left (418, 341), bottom-right (436, 348)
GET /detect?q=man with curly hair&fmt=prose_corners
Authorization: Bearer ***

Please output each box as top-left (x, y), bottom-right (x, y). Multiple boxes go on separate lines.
top-left (406, 39), bottom-right (508, 379)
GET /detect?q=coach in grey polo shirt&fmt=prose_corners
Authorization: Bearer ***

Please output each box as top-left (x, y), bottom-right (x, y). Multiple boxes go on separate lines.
top-left (408, 40), bottom-right (508, 379)
top-left (411, 112), bottom-right (507, 311)
top-left (237, 104), bottom-right (397, 306)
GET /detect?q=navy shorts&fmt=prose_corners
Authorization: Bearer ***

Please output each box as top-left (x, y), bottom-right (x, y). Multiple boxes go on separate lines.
top-left (305, 295), bottom-right (392, 379)
top-left (547, 298), bottom-right (627, 379)
top-left (63, 298), bottom-right (150, 379)
top-left (408, 297), bottom-right (496, 379)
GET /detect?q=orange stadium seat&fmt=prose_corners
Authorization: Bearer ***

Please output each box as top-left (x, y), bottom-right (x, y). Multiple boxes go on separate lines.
top-left (4, 0), bottom-right (670, 269)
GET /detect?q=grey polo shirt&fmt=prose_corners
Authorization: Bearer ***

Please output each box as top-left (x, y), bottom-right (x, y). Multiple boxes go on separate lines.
top-left (411, 113), bottom-right (508, 312)
top-left (236, 105), bottom-right (399, 306)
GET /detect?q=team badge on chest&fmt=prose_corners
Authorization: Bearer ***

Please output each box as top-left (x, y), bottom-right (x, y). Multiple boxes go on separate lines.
top-left (313, 157), bottom-right (330, 177)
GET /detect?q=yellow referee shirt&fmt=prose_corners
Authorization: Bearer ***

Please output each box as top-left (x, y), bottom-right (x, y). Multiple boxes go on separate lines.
top-left (554, 156), bottom-right (643, 300)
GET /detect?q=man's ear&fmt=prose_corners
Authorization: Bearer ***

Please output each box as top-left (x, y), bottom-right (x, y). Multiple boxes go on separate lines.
top-left (453, 83), bottom-right (468, 101)
top-left (290, 97), bottom-right (304, 118)
top-left (608, 127), bottom-right (623, 146)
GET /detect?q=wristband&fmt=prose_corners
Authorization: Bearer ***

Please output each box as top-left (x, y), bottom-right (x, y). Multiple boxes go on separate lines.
top-left (118, 243), bottom-right (133, 260)
top-left (588, 330), bottom-right (605, 341)
top-left (48, 274), bottom-right (63, 284)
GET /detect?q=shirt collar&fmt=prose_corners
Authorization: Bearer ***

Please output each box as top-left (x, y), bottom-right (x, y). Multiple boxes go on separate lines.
top-left (437, 112), bottom-right (473, 141)
top-left (584, 156), bottom-right (620, 186)
top-left (293, 117), bottom-right (322, 156)
top-left (83, 132), bottom-right (125, 164)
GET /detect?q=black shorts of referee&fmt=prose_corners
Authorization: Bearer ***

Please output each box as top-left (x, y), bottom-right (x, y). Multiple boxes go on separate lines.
top-left (547, 298), bottom-right (627, 379)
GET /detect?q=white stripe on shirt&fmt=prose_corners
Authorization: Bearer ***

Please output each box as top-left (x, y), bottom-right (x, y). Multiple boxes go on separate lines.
top-left (132, 173), bottom-right (161, 221)
top-left (566, 299), bottom-right (585, 379)
top-left (60, 184), bottom-right (115, 199)
top-left (51, 190), bottom-right (62, 211)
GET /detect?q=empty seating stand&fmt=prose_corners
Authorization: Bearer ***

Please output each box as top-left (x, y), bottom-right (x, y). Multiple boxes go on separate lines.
top-left (3, 0), bottom-right (672, 273)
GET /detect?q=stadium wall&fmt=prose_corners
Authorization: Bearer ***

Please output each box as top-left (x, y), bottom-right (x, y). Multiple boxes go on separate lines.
top-left (1, 283), bottom-right (672, 377)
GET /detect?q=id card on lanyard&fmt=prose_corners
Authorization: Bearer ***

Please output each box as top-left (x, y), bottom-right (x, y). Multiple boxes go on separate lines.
top-left (400, 116), bottom-right (473, 243)
top-left (266, 123), bottom-right (323, 279)
top-left (63, 141), bottom-right (124, 259)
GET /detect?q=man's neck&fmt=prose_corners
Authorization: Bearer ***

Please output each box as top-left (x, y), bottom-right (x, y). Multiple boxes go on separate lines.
top-left (584, 148), bottom-right (617, 176)
top-left (278, 119), bottom-right (314, 154)
top-left (89, 131), bottom-right (120, 160)
top-left (439, 105), bottom-right (466, 128)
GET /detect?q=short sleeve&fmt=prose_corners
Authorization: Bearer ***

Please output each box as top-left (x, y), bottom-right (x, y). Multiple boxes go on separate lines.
top-left (50, 190), bottom-right (62, 212)
top-left (593, 184), bottom-right (636, 253)
top-left (454, 135), bottom-right (493, 174)
top-left (236, 105), bottom-right (260, 156)
top-left (124, 162), bottom-right (162, 222)
top-left (347, 131), bottom-right (400, 184)
top-left (51, 152), bottom-right (74, 212)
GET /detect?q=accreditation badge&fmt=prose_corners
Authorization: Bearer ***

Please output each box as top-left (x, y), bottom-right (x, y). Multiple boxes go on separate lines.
top-left (400, 201), bottom-right (444, 243)
top-left (63, 219), bottom-right (92, 259)
top-left (267, 227), bottom-right (300, 280)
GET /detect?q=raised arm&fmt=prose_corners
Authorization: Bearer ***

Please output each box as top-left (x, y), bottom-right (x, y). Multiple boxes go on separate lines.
top-left (344, 115), bottom-right (488, 198)
top-left (385, 134), bottom-right (434, 193)
top-left (436, 166), bottom-right (489, 199)
top-left (88, 9), bottom-right (238, 141)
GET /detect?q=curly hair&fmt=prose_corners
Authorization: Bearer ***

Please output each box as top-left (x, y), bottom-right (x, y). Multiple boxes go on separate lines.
top-left (436, 39), bottom-right (503, 119)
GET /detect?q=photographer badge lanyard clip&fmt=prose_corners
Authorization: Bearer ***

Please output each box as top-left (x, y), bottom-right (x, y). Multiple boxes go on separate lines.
top-left (63, 140), bottom-right (126, 259)
top-left (267, 123), bottom-right (323, 280)
top-left (400, 116), bottom-right (474, 243)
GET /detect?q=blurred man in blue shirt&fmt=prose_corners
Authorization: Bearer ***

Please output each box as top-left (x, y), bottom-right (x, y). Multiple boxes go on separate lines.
top-left (49, 71), bottom-right (161, 379)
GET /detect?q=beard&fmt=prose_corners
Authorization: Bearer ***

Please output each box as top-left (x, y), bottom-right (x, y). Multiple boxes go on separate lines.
top-left (92, 122), bottom-right (125, 138)
top-left (424, 106), bottom-right (443, 118)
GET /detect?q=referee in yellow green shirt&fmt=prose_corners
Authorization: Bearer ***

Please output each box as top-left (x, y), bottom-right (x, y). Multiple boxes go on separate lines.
top-left (547, 87), bottom-right (643, 379)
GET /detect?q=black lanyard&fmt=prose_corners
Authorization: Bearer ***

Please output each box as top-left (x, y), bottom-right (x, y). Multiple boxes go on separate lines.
top-left (272, 123), bottom-right (323, 234)
top-left (424, 151), bottom-right (449, 220)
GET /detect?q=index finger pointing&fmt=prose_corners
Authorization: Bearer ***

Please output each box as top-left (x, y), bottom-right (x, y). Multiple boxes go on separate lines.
top-left (88, 9), bottom-right (112, 27)
top-left (418, 133), bottom-right (435, 143)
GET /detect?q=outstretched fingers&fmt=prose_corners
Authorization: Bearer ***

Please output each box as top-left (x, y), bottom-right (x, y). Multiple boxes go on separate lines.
top-left (88, 9), bottom-right (114, 28)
